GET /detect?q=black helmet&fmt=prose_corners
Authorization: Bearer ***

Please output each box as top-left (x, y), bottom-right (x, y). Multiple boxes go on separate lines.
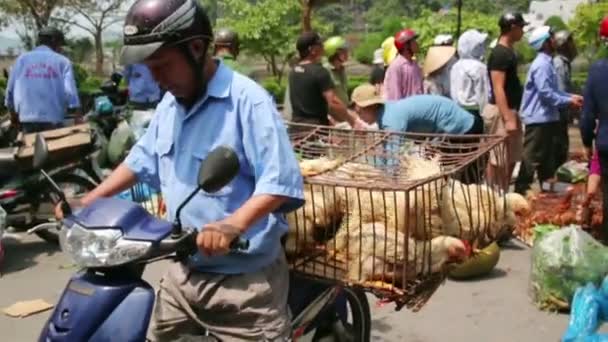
top-left (38, 26), bottom-right (65, 46)
top-left (498, 12), bottom-right (529, 32)
top-left (120, 0), bottom-right (213, 65)
top-left (215, 28), bottom-right (239, 47)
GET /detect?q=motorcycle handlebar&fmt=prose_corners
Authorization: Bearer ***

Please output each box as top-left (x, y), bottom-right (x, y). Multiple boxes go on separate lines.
top-left (154, 228), bottom-right (249, 260)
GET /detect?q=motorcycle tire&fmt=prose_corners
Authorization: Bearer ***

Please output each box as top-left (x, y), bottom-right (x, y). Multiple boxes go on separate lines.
top-left (314, 286), bottom-right (371, 342)
top-left (33, 173), bottom-right (97, 244)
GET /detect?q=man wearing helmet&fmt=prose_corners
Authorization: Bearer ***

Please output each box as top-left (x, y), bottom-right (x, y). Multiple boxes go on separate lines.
top-left (213, 28), bottom-right (252, 77)
top-left (514, 26), bottom-right (583, 195)
top-left (581, 16), bottom-right (608, 241)
top-left (4, 27), bottom-right (81, 133)
top-left (553, 30), bottom-right (578, 168)
top-left (287, 31), bottom-right (363, 128)
top-left (483, 12), bottom-right (527, 190)
top-left (383, 28), bottom-right (424, 101)
top-left (323, 36), bottom-right (350, 106)
top-left (59, 0), bottom-right (305, 340)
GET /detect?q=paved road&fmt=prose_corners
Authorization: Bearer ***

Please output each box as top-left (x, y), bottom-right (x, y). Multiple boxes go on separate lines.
top-left (0, 233), bottom-right (578, 342)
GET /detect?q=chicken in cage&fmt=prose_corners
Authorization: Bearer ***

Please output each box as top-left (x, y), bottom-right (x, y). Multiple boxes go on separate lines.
top-left (285, 122), bottom-right (523, 310)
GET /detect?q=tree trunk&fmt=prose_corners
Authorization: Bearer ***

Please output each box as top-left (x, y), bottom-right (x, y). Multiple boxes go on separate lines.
top-left (270, 54), bottom-right (279, 78)
top-left (301, 1), bottom-right (312, 32)
top-left (94, 30), bottom-right (104, 76)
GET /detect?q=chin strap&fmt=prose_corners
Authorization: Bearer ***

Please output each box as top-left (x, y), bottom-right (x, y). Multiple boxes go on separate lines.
top-left (176, 41), bottom-right (209, 107)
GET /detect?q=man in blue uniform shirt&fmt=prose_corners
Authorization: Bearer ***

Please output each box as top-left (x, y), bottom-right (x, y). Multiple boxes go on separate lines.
top-left (123, 63), bottom-right (162, 109)
top-left (4, 27), bottom-right (81, 133)
top-left (514, 26), bottom-right (582, 195)
top-left (57, 1), bottom-right (304, 340)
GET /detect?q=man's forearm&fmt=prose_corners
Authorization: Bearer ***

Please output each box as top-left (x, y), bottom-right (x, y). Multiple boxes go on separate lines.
top-left (225, 194), bottom-right (289, 233)
top-left (81, 163), bottom-right (138, 205)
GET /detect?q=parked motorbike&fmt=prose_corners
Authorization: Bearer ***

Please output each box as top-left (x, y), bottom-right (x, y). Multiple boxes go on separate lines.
top-left (0, 141), bottom-right (98, 243)
top-left (32, 134), bottom-right (371, 341)
top-left (86, 72), bottom-right (155, 175)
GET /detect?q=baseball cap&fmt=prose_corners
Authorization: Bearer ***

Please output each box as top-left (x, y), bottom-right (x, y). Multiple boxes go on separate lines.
top-left (352, 84), bottom-right (385, 108)
top-left (296, 31), bottom-right (323, 55)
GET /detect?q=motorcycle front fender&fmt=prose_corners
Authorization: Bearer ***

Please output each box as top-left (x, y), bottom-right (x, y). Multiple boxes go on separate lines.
top-left (39, 270), bottom-right (155, 342)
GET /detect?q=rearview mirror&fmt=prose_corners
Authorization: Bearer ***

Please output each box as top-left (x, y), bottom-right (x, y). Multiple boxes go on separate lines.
top-left (33, 134), bottom-right (49, 170)
top-left (198, 146), bottom-right (240, 193)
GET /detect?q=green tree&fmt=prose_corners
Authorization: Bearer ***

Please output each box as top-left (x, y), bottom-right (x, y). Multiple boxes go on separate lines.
top-left (64, 36), bottom-right (93, 63)
top-left (569, 1), bottom-right (608, 62)
top-left (219, 0), bottom-right (328, 82)
top-left (56, 0), bottom-right (127, 75)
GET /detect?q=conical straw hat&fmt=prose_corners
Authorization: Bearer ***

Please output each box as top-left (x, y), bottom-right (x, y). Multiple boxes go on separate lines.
top-left (423, 45), bottom-right (456, 76)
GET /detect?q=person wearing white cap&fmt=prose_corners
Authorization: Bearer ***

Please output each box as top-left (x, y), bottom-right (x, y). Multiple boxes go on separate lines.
top-left (514, 25), bottom-right (584, 195)
top-left (370, 48), bottom-right (386, 96)
top-left (450, 29), bottom-right (490, 117)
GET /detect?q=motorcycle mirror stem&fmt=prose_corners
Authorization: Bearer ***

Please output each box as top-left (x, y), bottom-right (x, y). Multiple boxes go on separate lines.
top-left (171, 146), bottom-right (240, 238)
top-left (33, 134), bottom-right (73, 216)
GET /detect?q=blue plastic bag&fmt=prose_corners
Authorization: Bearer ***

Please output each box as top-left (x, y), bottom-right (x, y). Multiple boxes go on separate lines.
top-left (563, 277), bottom-right (608, 342)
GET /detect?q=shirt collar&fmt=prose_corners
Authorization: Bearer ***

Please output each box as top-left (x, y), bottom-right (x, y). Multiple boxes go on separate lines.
top-left (206, 59), bottom-right (232, 100)
top-left (34, 45), bottom-right (53, 52)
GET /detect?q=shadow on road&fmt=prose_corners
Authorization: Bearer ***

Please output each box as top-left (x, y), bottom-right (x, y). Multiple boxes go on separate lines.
top-left (449, 268), bottom-right (509, 283)
top-left (499, 239), bottom-right (528, 251)
top-left (1, 235), bottom-right (59, 276)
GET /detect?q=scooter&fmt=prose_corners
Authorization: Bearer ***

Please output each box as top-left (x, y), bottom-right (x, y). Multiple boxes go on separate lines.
top-left (33, 134), bottom-right (371, 341)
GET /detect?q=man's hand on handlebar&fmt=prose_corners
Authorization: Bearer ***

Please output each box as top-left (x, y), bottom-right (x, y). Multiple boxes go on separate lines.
top-left (197, 220), bottom-right (242, 257)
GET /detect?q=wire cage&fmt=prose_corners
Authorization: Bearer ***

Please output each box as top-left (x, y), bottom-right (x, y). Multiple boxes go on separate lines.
top-left (124, 182), bottom-right (166, 218)
top-left (285, 123), bottom-right (510, 311)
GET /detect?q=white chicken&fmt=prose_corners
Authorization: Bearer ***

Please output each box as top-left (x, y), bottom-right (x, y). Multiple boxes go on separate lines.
top-left (329, 222), bottom-right (468, 283)
top-left (284, 184), bottom-right (346, 256)
top-left (440, 179), bottom-right (530, 241)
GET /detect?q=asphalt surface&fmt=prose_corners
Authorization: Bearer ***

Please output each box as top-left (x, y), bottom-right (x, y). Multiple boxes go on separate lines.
top-left (0, 233), bottom-right (578, 342)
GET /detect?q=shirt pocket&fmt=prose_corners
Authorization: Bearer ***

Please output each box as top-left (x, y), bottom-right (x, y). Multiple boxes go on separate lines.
top-left (155, 138), bottom-right (174, 185)
top-left (190, 149), bottom-right (234, 197)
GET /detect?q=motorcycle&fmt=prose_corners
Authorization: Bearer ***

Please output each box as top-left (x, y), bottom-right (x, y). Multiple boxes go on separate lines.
top-left (0, 138), bottom-right (98, 243)
top-left (32, 134), bottom-right (371, 341)
top-left (86, 72), bottom-right (155, 176)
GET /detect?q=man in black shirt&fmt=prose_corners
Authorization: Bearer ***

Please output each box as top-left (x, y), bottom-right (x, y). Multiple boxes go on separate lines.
top-left (482, 12), bottom-right (527, 191)
top-left (288, 31), bottom-right (362, 128)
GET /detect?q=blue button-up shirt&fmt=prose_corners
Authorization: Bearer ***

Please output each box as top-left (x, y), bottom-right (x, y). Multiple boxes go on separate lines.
top-left (581, 59), bottom-right (608, 153)
top-left (519, 52), bottom-right (571, 125)
top-left (124, 61), bottom-right (304, 274)
top-left (4, 45), bottom-right (80, 124)
top-left (123, 63), bottom-right (161, 103)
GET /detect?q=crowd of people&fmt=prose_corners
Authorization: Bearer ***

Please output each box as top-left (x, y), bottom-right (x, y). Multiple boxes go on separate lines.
top-left (281, 11), bottom-right (589, 198)
top-left (5, 0), bottom-right (608, 338)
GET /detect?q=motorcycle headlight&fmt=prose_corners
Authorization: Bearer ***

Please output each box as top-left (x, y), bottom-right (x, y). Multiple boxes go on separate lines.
top-left (59, 223), bottom-right (151, 268)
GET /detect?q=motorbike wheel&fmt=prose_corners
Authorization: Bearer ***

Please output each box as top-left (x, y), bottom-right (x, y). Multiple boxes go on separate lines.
top-left (314, 286), bottom-right (371, 342)
top-left (33, 173), bottom-right (97, 244)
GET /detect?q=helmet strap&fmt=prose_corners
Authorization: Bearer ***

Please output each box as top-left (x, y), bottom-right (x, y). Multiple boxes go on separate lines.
top-left (176, 40), bottom-right (209, 107)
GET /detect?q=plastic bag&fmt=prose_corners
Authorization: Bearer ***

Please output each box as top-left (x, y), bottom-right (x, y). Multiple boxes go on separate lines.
top-left (531, 226), bottom-right (608, 311)
top-left (562, 278), bottom-right (608, 342)
top-left (532, 224), bottom-right (559, 244)
top-left (557, 161), bottom-right (589, 184)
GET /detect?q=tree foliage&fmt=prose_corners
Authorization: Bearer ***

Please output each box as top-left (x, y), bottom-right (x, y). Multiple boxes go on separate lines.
top-left (56, 0), bottom-right (126, 75)
top-left (219, 0), bottom-right (332, 82)
top-left (569, 1), bottom-right (608, 61)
